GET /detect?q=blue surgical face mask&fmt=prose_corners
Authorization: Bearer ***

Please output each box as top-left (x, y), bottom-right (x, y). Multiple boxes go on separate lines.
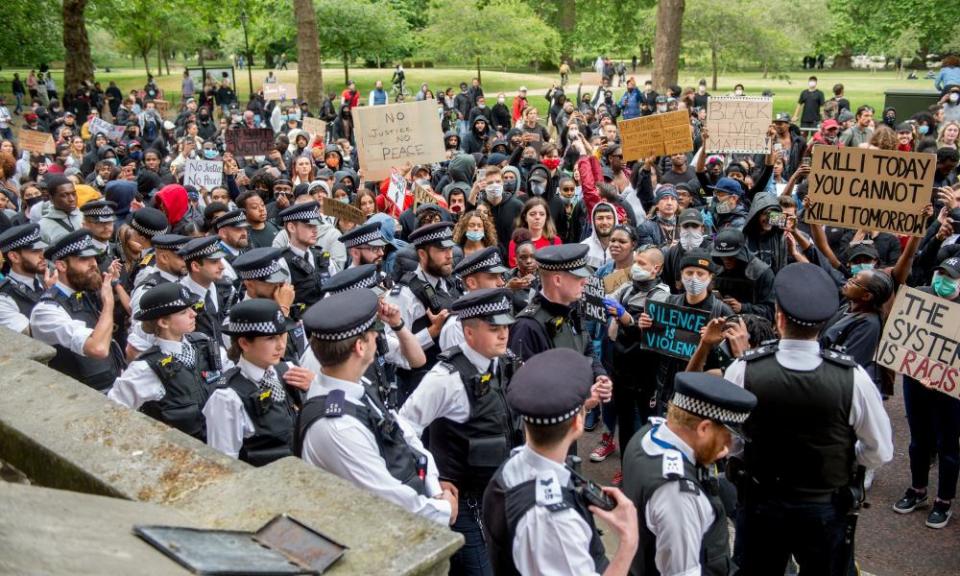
top-left (203, 149), bottom-right (217, 159)
top-left (849, 262), bottom-right (874, 275)
top-left (106, 157), bottom-right (118, 166)
top-left (338, 196), bottom-right (350, 204)
top-left (129, 150), bottom-right (143, 161)
top-left (933, 272), bottom-right (960, 299)
top-left (918, 125), bottom-right (929, 136)
top-left (465, 230), bottom-right (485, 242)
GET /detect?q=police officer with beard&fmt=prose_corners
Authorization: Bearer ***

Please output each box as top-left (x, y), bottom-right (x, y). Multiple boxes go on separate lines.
top-left (0, 224), bottom-right (54, 334)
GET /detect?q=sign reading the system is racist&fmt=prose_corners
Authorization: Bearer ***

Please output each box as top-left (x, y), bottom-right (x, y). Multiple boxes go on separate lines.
top-left (878, 285), bottom-right (960, 398)
top-left (704, 97), bottom-right (773, 153)
top-left (620, 110), bottom-right (693, 162)
top-left (803, 146), bottom-right (933, 237)
top-left (183, 159), bottom-right (223, 190)
top-left (640, 300), bottom-right (711, 360)
top-left (225, 128), bottom-right (275, 157)
top-left (354, 100), bottom-right (445, 181)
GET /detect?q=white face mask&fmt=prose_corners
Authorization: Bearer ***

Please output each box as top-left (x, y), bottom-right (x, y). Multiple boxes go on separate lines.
top-left (631, 264), bottom-right (653, 282)
top-left (808, 81), bottom-right (817, 89)
top-left (485, 184), bottom-right (503, 201)
top-left (682, 276), bottom-right (710, 295)
top-left (950, 93), bottom-right (959, 104)
top-left (734, 89), bottom-right (743, 96)
top-left (680, 229), bottom-right (705, 251)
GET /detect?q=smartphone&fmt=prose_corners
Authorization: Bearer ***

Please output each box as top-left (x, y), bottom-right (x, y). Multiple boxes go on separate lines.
top-left (767, 211), bottom-right (787, 228)
top-left (801, 156), bottom-right (812, 167)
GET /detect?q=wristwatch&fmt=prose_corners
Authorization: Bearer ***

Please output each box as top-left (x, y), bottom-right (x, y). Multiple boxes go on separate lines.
top-left (390, 319), bottom-right (405, 332)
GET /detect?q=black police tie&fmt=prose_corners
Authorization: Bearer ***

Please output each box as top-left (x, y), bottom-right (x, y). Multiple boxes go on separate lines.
top-left (33, 278), bottom-right (43, 293)
top-left (204, 289), bottom-right (216, 313)
top-left (487, 359), bottom-right (496, 379)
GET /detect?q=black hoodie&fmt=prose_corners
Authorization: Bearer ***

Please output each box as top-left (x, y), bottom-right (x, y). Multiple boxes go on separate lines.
top-left (462, 115), bottom-right (494, 154)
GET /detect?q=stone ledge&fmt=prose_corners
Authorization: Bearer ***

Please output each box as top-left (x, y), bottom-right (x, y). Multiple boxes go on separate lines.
top-left (0, 326), bottom-right (56, 364)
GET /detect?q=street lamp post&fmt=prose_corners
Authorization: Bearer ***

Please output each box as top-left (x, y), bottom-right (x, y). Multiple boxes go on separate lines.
top-left (240, 10), bottom-right (255, 99)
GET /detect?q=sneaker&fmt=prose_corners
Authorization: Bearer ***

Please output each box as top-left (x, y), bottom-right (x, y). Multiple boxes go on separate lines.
top-left (893, 488), bottom-right (928, 514)
top-left (926, 500), bottom-right (952, 529)
top-left (584, 407), bottom-right (600, 432)
top-left (590, 433), bottom-right (617, 462)
top-left (612, 469), bottom-right (623, 487)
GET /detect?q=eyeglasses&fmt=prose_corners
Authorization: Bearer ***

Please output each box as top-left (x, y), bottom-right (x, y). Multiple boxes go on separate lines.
top-left (360, 245), bottom-right (385, 253)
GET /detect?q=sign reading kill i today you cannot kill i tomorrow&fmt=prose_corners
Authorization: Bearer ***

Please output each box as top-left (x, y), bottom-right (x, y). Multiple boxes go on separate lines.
top-left (803, 146), bottom-right (934, 237)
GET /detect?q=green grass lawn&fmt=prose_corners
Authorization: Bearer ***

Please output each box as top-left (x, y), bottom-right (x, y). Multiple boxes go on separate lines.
top-left (0, 65), bottom-right (935, 120)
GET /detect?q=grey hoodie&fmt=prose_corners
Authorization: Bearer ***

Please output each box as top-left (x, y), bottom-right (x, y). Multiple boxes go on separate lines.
top-left (581, 202), bottom-right (619, 269)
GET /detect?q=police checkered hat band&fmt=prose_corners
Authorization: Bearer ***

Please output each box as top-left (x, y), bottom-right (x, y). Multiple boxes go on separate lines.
top-left (130, 217), bottom-right (169, 237)
top-left (311, 310), bottom-right (378, 341)
top-left (237, 259), bottom-right (282, 280)
top-left (1, 226), bottom-right (43, 251)
top-left (280, 204), bottom-right (322, 224)
top-left (137, 298), bottom-right (190, 319)
top-left (411, 226), bottom-right (453, 246)
top-left (521, 404), bottom-right (583, 426)
top-left (341, 228), bottom-right (383, 249)
top-left (216, 211), bottom-right (248, 229)
top-left (326, 273), bottom-right (378, 294)
top-left (81, 203), bottom-right (115, 221)
top-left (47, 234), bottom-right (94, 261)
top-left (225, 319), bottom-right (284, 334)
top-left (538, 257), bottom-right (587, 272)
top-left (456, 253), bottom-right (504, 277)
top-left (457, 295), bottom-right (512, 321)
top-left (182, 240), bottom-right (222, 261)
top-left (671, 392), bottom-right (750, 424)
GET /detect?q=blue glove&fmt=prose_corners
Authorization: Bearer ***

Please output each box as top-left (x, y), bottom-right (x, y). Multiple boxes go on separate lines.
top-left (602, 297), bottom-right (625, 319)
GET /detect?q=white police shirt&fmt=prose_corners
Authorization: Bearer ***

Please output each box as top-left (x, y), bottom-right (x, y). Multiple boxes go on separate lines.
top-left (0, 271), bottom-right (42, 334)
top-left (438, 315), bottom-right (464, 351)
top-left (723, 338), bottom-right (893, 470)
top-left (127, 269), bottom-right (181, 353)
top-left (399, 341), bottom-right (496, 436)
top-left (300, 371), bottom-right (451, 526)
top-left (29, 282), bottom-right (96, 359)
top-left (501, 445), bottom-right (602, 576)
top-left (385, 266), bottom-right (455, 353)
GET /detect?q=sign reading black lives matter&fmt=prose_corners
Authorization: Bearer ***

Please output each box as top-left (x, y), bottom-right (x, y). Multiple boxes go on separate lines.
top-left (581, 274), bottom-right (607, 323)
top-left (354, 100), bottom-right (446, 181)
top-left (804, 146), bottom-right (933, 237)
top-left (640, 300), bottom-right (711, 360)
top-left (226, 128), bottom-right (275, 157)
top-left (704, 96), bottom-right (773, 153)
top-left (878, 285), bottom-right (960, 399)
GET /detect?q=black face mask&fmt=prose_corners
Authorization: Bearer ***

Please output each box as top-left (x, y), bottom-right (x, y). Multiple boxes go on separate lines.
top-left (884, 116), bottom-right (896, 127)
top-left (503, 180), bottom-right (517, 193)
top-left (520, 157), bottom-right (536, 169)
top-left (25, 196), bottom-right (43, 207)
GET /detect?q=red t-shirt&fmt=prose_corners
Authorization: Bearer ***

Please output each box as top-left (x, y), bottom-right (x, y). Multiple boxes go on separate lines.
top-left (508, 236), bottom-right (561, 267)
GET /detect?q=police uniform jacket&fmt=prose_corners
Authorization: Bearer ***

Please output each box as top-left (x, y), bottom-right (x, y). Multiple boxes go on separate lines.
top-left (0, 271), bottom-right (43, 333)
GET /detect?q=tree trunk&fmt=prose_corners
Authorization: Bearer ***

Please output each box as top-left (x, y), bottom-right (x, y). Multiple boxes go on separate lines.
top-left (711, 46), bottom-right (718, 91)
top-left (640, 45), bottom-right (653, 67)
top-left (164, 49), bottom-right (171, 76)
top-left (62, 0), bottom-right (94, 95)
top-left (832, 47), bottom-right (853, 69)
top-left (652, 0), bottom-right (684, 93)
top-left (557, 0), bottom-right (576, 64)
top-left (142, 50), bottom-right (152, 77)
top-left (293, 0), bottom-right (324, 110)
top-left (476, 56), bottom-right (481, 84)
top-left (343, 53), bottom-right (350, 84)
top-left (157, 40), bottom-right (163, 77)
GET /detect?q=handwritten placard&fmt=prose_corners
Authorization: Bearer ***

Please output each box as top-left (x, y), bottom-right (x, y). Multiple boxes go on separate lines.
top-left (582, 274), bottom-right (607, 323)
top-left (225, 128), bottom-right (275, 157)
top-left (878, 285), bottom-right (960, 398)
top-left (620, 110), bottom-right (693, 162)
top-left (88, 117), bottom-right (126, 142)
top-left (803, 146), bottom-right (933, 237)
top-left (354, 100), bottom-right (446, 181)
top-left (413, 183), bottom-right (448, 210)
top-left (152, 99), bottom-right (170, 115)
top-left (321, 197), bottom-right (366, 225)
top-left (263, 83), bottom-right (298, 101)
top-left (640, 300), bottom-right (711, 360)
top-left (704, 96), bottom-right (773, 153)
top-left (302, 117), bottom-right (326, 143)
top-left (18, 129), bottom-right (55, 155)
top-left (603, 269), bottom-right (630, 294)
top-left (581, 72), bottom-right (603, 85)
top-left (183, 158), bottom-right (223, 190)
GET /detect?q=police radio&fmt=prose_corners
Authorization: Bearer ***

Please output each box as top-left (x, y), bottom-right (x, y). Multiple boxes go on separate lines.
top-left (566, 455), bottom-right (616, 511)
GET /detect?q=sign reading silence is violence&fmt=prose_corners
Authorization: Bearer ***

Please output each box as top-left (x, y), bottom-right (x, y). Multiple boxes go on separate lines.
top-left (804, 146), bottom-right (935, 237)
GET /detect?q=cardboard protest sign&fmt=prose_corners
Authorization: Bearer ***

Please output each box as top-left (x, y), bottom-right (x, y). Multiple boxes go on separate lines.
top-left (17, 129), bottom-right (55, 155)
top-left (640, 300), bottom-right (711, 360)
top-left (603, 269), bottom-right (630, 294)
top-left (803, 146), bottom-right (933, 237)
top-left (263, 83), bottom-right (298, 101)
top-left (183, 159), bottom-right (223, 190)
top-left (878, 285), bottom-right (960, 398)
top-left (88, 117), bottom-right (126, 142)
top-left (582, 274), bottom-right (607, 323)
top-left (581, 72), bottom-right (603, 85)
top-left (704, 97), bottom-right (773, 153)
top-left (354, 100), bottom-right (446, 181)
top-left (321, 197), bottom-right (366, 225)
top-left (152, 99), bottom-right (170, 115)
top-left (302, 117), bottom-right (326, 143)
top-left (413, 183), bottom-right (447, 209)
top-left (225, 128), bottom-right (275, 157)
top-left (620, 110), bottom-right (693, 162)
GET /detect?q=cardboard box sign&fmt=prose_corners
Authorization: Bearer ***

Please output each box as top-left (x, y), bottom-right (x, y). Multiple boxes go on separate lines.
top-left (354, 100), bottom-right (446, 181)
top-left (704, 97), bottom-right (773, 153)
top-left (321, 197), bottom-right (366, 225)
top-left (225, 128), bottom-right (276, 157)
top-left (620, 110), bottom-right (693, 161)
top-left (803, 146), bottom-right (934, 237)
top-left (581, 72), bottom-right (603, 85)
top-left (302, 117), bottom-right (326, 143)
top-left (17, 129), bottom-right (55, 155)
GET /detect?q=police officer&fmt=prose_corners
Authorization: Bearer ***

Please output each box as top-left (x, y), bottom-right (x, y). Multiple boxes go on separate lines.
top-left (30, 230), bottom-right (125, 392)
top-left (308, 264), bottom-right (426, 410)
top-left (0, 224), bottom-right (53, 334)
top-left (109, 283), bottom-right (226, 440)
top-left (723, 262), bottom-right (893, 575)
top-left (439, 246), bottom-right (509, 351)
top-left (203, 298), bottom-right (315, 465)
top-left (211, 208), bottom-right (248, 283)
top-left (622, 372), bottom-right (757, 575)
top-left (178, 236), bottom-right (235, 347)
top-left (339, 220), bottom-right (388, 268)
top-left (509, 243), bottom-right (612, 405)
top-left (387, 221), bottom-right (463, 400)
top-left (297, 289), bottom-right (457, 526)
top-left (79, 200), bottom-right (121, 271)
top-left (232, 247), bottom-right (303, 364)
top-left (127, 234), bottom-right (191, 358)
top-left (400, 288), bottom-right (522, 575)
top-left (483, 348), bottom-right (638, 576)
top-left (278, 200), bottom-right (337, 311)
top-left (126, 207), bottom-right (171, 290)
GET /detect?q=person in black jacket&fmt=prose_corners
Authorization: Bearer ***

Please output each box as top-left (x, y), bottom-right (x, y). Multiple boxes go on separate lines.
top-left (489, 94), bottom-right (512, 135)
top-left (462, 115), bottom-right (494, 154)
top-left (328, 104), bottom-right (355, 146)
top-left (710, 228), bottom-right (776, 321)
top-left (479, 165), bottom-right (524, 255)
